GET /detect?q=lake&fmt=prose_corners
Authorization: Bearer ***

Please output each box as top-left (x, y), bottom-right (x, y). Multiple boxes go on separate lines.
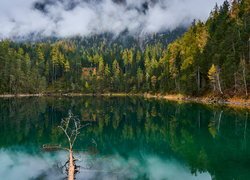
top-left (0, 97), bottom-right (249, 180)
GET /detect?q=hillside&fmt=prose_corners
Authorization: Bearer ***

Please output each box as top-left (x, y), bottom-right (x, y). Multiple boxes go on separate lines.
top-left (0, 0), bottom-right (249, 98)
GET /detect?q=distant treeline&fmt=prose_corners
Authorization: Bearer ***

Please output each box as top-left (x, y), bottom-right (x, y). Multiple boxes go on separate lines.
top-left (0, 0), bottom-right (249, 96)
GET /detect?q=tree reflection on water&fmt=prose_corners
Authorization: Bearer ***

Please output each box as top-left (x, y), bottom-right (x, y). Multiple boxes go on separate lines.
top-left (0, 97), bottom-right (249, 179)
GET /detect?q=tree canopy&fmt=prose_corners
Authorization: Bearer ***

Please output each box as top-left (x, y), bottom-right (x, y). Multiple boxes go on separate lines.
top-left (0, 0), bottom-right (249, 96)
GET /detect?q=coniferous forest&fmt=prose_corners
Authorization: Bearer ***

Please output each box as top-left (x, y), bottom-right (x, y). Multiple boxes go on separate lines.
top-left (0, 0), bottom-right (249, 97)
top-left (1, 1), bottom-right (250, 179)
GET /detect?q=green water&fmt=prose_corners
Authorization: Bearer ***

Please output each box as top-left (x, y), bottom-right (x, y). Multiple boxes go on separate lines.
top-left (0, 97), bottom-right (249, 180)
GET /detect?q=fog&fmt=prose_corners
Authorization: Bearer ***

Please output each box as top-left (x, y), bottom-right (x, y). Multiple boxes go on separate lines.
top-left (0, 0), bottom-right (225, 39)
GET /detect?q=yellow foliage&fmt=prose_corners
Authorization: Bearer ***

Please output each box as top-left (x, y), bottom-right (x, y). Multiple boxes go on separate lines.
top-left (208, 64), bottom-right (217, 82)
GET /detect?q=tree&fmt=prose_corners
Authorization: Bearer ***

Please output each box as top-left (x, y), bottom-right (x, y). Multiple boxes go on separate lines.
top-left (239, 58), bottom-right (248, 96)
top-left (136, 67), bottom-right (144, 90)
top-left (208, 64), bottom-right (223, 94)
top-left (122, 49), bottom-right (129, 73)
top-left (57, 111), bottom-right (90, 180)
top-left (104, 64), bottom-right (111, 90)
top-left (136, 50), bottom-right (141, 63)
top-left (98, 58), bottom-right (104, 76)
top-left (50, 46), bottom-right (59, 82)
top-left (151, 75), bottom-right (157, 91)
top-left (112, 60), bottom-right (121, 91)
top-left (168, 42), bottom-right (181, 92)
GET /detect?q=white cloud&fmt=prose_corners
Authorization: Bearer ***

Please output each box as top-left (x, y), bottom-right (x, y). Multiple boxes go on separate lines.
top-left (0, 0), bottom-right (225, 39)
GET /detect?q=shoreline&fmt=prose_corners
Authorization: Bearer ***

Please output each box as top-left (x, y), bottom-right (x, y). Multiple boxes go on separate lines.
top-left (143, 93), bottom-right (250, 109)
top-left (1, 93), bottom-right (250, 109)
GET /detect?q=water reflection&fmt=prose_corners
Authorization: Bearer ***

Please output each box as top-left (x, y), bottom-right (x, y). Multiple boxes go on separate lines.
top-left (0, 97), bottom-right (249, 180)
top-left (0, 149), bottom-right (211, 180)
top-left (0, 149), bottom-right (65, 180)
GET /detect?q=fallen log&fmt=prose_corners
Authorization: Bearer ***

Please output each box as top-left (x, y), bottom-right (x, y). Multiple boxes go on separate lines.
top-left (42, 144), bottom-right (62, 151)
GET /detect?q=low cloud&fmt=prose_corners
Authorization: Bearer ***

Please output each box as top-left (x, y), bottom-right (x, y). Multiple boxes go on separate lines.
top-left (0, 0), bottom-right (224, 39)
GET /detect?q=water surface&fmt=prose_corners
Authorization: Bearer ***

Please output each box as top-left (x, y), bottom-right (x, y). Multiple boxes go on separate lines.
top-left (0, 97), bottom-right (249, 180)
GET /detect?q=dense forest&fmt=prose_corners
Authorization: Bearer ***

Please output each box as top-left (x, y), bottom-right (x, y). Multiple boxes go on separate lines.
top-left (0, 0), bottom-right (249, 97)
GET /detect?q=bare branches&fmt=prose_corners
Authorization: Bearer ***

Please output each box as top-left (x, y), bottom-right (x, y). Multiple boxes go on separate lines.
top-left (71, 123), bottom-right (91, 148)
top-left (58, 125), bottom-right (72, 149)
top-left (57, 110), bottom-right (91, 180)
top-left (58, 110), bottom-right (90, 150)
top-left (43, 111), bottom-right (93, 180)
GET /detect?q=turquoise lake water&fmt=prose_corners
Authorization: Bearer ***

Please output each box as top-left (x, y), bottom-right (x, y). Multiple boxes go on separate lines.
top-left (0, 97), bottom-right (249, 180)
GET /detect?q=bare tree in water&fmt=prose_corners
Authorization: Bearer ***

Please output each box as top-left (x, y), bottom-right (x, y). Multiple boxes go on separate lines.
top-left (58, 111), bottom-right (90, 180)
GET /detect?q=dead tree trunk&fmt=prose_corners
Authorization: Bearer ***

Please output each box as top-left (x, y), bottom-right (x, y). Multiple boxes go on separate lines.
top-left (58, 111), bottom-right (90, 180)
top-left (234, 72), bottom-right (237, 93)
top-left (68, 149), bottom-right (75, 180)
top-left (197, 66), bottom-right (200, 93)
top-left (243, 61), bottom-right (248, 97)
top-left (240, 57), bottom-right (248, 97)
top-left (216, 71), bottom-right (223, 95)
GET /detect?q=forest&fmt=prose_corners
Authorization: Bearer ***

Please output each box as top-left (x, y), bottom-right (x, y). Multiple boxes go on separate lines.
top-left (0, 0), bottom-right (249, 97)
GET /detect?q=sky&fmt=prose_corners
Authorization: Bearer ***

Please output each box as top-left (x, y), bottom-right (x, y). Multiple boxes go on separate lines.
top-left (0, 0), bottom-right (225, 39)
